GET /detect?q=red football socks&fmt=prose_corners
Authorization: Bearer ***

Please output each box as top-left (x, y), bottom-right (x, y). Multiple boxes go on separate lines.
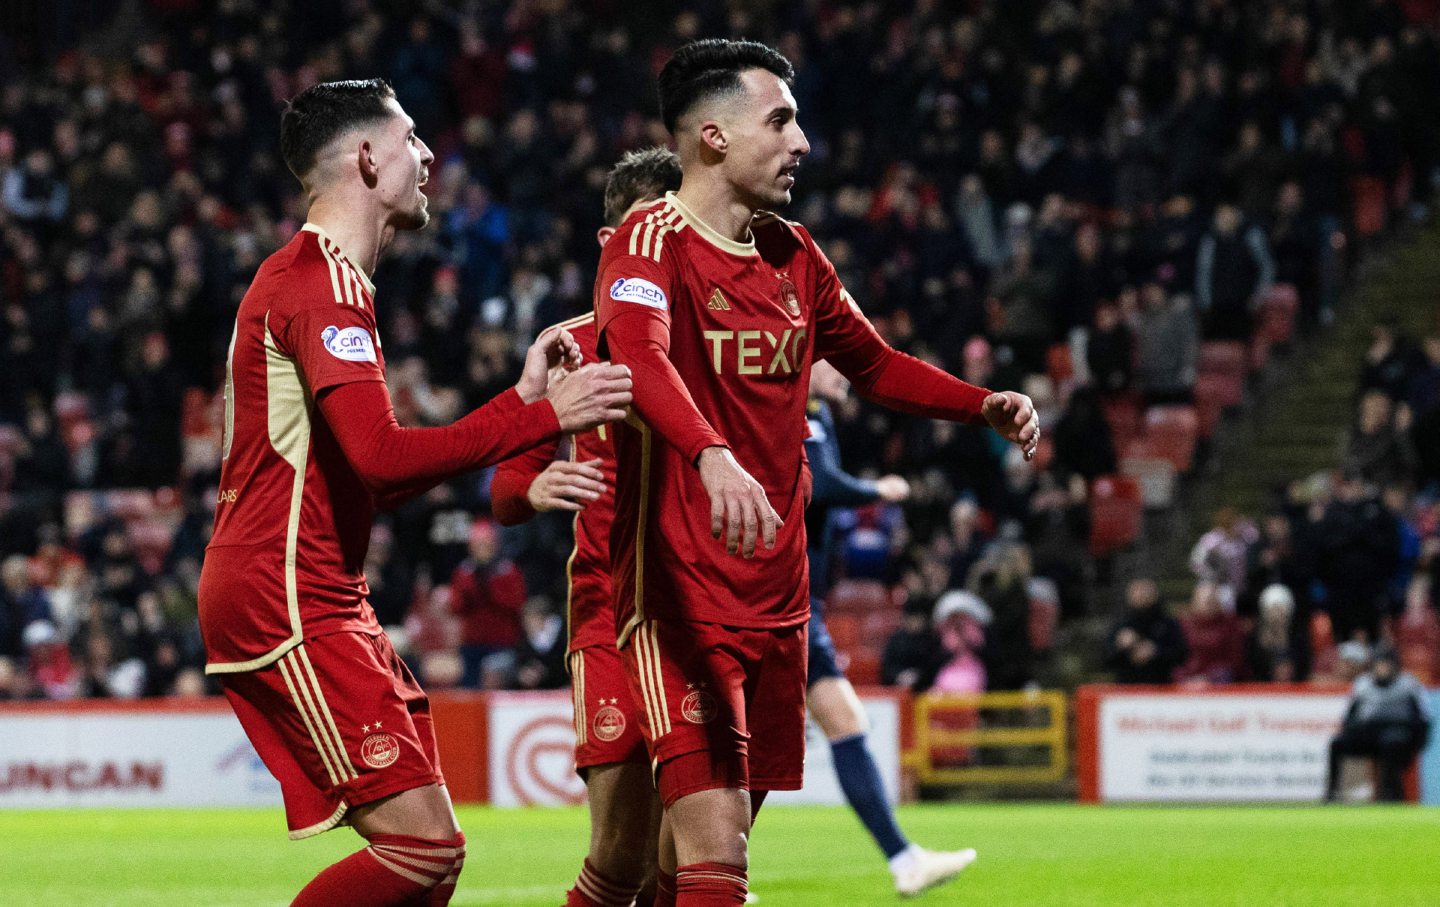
top-left (675, 862), bottom-right (748, 906)
top-left (290, 833), bottom-right (464, 907)
top-left (565, 858), bottom-right (642, 906)
top-left (425, 832), bottom-right (467, 905)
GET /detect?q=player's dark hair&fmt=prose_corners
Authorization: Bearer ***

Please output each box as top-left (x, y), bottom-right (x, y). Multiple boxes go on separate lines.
top-left (280, 78), bottom-right (397, 181)
top-left (658, 39), bottom-right (794, 134)
top-left (603, 147), bottom-right (682, 226)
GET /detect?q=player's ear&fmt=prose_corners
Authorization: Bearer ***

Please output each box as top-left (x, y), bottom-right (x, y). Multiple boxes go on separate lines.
top-left (699, 121), bottom-right (728, 157)
top-left (596, 226), bottom-right (616, 248)
top-left (357, 138), bottom-right (379, 187)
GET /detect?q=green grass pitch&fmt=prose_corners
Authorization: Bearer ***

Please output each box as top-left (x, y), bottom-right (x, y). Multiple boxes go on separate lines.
top-left (2, 803), bottom-right (1436, 905)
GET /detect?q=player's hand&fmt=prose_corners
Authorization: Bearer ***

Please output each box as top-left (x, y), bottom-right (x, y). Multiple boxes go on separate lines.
top-left (547, 362), bottom-right (632, 432)
top-left (516, 325), bottom-right (584, 403)
top-left (526, 459), bottom-right (607, 513)
top-left (697, 446), bottom-right (782, 558)
top-left (982, 390), bottom-right (1040, 460)
top-left (875, 474), bottom-right (911, 503)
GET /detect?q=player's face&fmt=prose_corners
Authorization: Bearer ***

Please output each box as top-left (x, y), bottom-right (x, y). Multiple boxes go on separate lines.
top-left (724, 69), bottom-right (809, 209)
top-left (377, 99), bottom-right (434, 231)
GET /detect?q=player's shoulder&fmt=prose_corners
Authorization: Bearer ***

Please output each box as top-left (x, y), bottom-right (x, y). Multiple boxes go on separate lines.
top-left (606, 195), bottom-right (686, 266)
top-left (752, 211), bottom-right (814, 256)
top-left (546, 311), bottom-right (600, 355)
top-left (263, 225), bottom-right (374, 318)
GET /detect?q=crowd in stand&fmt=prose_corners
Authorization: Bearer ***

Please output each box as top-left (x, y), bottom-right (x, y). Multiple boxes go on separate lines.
top-left (1, 1), bottom-right (1438, 700)
top-left (1104, 317), bottom-right (1440, 691)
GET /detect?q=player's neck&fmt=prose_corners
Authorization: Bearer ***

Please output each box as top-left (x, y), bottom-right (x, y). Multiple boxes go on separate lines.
top-left (675, 181), bottom-right (755, 244)
top-left (304, 198), bottom-right (388, 278)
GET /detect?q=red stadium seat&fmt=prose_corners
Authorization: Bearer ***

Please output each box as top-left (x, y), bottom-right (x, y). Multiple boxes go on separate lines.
top-left (1258, 284), bottom-right (1299, 345)
top-left (1199, 340), bottom-right (1249, 379)
top-left (844, 649), bottom-right (882, 686)
top-left (1045, 343), bottom-right (1074, 384)
top-left (1351, 176), bottom-right (1388, 238)
top-left (826, 578), bottom-right (894, 615)
top-left (1100, 392), bottom-right (1142, 443)
top-left (1089, 474), bottom-right (1143, 558)
top-left (825, 612), bottom-right (863, 652)
top-left (1195, 368), bottom-right (1244, 410)
top-left (1142, 405), bottom-right (1199, 473)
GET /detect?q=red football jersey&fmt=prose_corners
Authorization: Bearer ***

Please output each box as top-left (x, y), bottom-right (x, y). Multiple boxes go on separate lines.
top-left (199, 224), bottom-right (393, 671)
top-left (490, 312), bottom-right (617, 654)
top-left (595, 193), bottom-right (951, 642)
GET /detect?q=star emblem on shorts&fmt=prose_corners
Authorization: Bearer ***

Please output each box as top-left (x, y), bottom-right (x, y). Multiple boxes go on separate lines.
top-left (361, 724), bottom-right (370, 733)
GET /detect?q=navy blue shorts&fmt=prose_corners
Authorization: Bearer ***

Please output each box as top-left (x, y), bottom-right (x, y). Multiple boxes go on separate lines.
top-left (807, 598), bottom-right (844, 688)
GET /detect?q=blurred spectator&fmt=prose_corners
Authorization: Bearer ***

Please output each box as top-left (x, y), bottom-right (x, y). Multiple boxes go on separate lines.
top-left (1176, 581), bottom-right (1248, 685)
top-left (1408, 334), bottom-right (1440, 485)
top-left (1340, 390), bottom-right (1417, 488)
top-left (1243, 511), bottom-right (1318, 620)
top-left (1316, 471), bottom-right (1397, 642)
top-left (1324, 647), bottom-right (1430, 803)
top-left (968, 541), bottom-right (1040, 691)
top-left (930, 590), bottom-right (990, 695)
top-left (1246, 583), bottom-right (1311, 683)
top-left (1195, 203), bottom-right (1275, 340)
top-left (1360, 318), bottom-right (1425, 402)
top-left (881, 601), bottom-right (947, 693)
top-left (1, 554), bottom-right (52, 656)
top-left (1132, 282), bottom-right (1198, 406)
top-left (23, 620), bottom-right (75, 699)
top-left (1083, 303), bottom-right (1134, 396)
top-left (1051, 386), bottom-right (1118, 481)
top-left (1106, 579), bottom-right (1188, 685)
top-left (511, 597), bottom-right (566, 691)
top-left (448, 518), bottom-right (526, 689)
top-left (1189, 508), bottom-right (1258, 600)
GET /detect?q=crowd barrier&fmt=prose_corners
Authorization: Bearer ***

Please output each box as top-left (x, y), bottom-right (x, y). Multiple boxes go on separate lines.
top-left (4, 685), bottom-right (1436, 808)
top-left (0, 688), bottom-right (904, 809)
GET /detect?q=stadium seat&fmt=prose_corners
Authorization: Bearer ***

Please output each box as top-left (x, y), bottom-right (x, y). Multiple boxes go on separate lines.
top-left (1258, 284), bottom-right (1299, 346)
top-left (825, 612), bottom-right (863, 652)
top-left (1199, 340), bottom-right (1249, 379)
top-left (1350, 176), bottom-right (1388, 238)
top-left (1119, 451), bottom-right (1177, 508)
top-left (1045, 343), bottom-right (1074, 385)
top-left (826, 578), bottom-right (895, 615)
top-left (844, 649), bottom-right (882, 686)
top-left (1100, 392), bottom-right (1142, 442)
top-left (1141, 405), bottom-right (1199, 473)
top-left (1088, 474), bottom-right (1143, 558)
top-left (1191, 377), bottom-right (1229, 439)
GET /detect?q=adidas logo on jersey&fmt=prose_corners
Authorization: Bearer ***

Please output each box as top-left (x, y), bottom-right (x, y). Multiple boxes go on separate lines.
top-left (707, 289), bottom-right (731, 312)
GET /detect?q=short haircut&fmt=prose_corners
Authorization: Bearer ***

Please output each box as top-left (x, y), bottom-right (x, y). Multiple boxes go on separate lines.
top-left (603, 147), bottom-right (682, 226)
top-left (657, 38), bottom-right (794, 134)
top-left (280, 79), bottom-right (397, 182)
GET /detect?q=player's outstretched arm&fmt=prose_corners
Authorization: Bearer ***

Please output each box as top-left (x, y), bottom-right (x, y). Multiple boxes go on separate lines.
top-left (697, 447), bottom-right (782, 559)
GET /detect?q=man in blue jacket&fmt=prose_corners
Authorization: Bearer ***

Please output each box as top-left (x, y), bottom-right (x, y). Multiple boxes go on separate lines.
top-left (804, 359), bottom-right (977, 896)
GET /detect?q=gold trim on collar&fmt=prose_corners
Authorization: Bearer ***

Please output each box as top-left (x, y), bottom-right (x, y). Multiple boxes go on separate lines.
top-left (301, 223), bottom-right (376, 294)
top-left (664, 192), bottom-right (757, 257)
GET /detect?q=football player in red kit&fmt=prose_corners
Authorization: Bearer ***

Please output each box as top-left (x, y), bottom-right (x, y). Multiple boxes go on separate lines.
top-left (492, 147), bottom-right (682, 907)
top-left (593, 41), bottom-right (1039, 906)
top-left (198, 79), bottom-right (632, 907)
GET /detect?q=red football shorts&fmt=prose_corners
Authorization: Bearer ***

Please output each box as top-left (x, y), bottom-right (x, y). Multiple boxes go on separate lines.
top-left (621, 619), bottom-right (807, 807)
top-left (220, 631), bottom-right (444, 839)
top-left (569, 643), bottom-right (648, 773)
